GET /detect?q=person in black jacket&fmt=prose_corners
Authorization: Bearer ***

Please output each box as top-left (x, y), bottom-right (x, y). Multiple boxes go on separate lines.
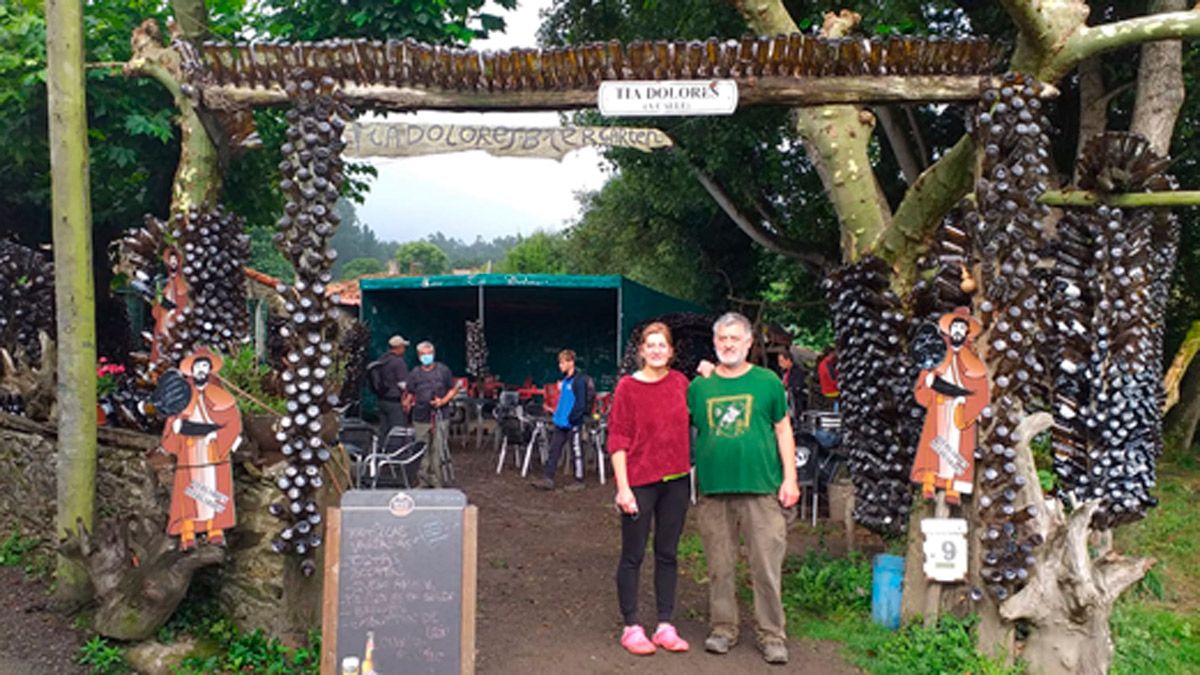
top-left (372, 335), bottom-right (411, 436)
top-left (531, 349), bottom-right (591, 491)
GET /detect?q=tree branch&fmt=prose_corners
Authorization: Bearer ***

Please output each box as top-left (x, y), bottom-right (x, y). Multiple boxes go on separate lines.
top-left (874, 134), bottom-right (976, 280)
top-left (904, 105), bottom-right (930, 170)
top-left (875, 105), bottom-right (922, 185)
top-left (1038, 190), bottom-right (1200, 207)
top-left (999, 0), bottom-right (1090, 73)
top-left (1044, 9), bottom-right (1200, 82)
top-left (679, 151), bottom-right (828, 274)
top-left (1074, 57), bottom-right (1107, 182)
top-left (735, 3), bottom-right (892, 262)
top-left (1164, 321), bottom-right (1200, 411)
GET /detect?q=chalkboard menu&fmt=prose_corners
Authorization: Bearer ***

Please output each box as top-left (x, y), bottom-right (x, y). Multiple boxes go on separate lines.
top-left (322, 489), bottom-right (477, 675)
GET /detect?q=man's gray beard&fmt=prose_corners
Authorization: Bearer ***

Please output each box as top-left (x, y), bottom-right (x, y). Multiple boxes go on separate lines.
top-left (717, 350), bottom-right (748, 367)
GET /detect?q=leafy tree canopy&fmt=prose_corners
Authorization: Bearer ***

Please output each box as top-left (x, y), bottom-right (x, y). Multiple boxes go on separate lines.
top-left (340, 257), bottom-right (387, 280)
top-left (395, 241), bottom-right (451, 275)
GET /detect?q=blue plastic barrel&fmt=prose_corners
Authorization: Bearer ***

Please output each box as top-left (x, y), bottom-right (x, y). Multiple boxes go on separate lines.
top-left (871, 554), bottom-right (904, 630)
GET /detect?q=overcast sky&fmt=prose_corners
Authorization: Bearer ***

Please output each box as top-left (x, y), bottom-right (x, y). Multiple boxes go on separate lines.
top-left (356, 0), bottom-right (610, 244)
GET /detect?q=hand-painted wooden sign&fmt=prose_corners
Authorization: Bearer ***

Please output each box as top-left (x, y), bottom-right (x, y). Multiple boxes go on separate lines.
top-left (153, 348), bottom-right (242, 550)
top-left (911, 307), bottom-right (990, 505)
top-left (343, 122), bottom-right (672, 160)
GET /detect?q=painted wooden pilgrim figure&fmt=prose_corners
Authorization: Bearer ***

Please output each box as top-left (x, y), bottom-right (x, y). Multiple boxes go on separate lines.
top-left (148, 246), bottom-right (188, 370)
top-left (911, 307), bottom-right (990, 505)
top-left (155, 347), bottom-right (241, 549)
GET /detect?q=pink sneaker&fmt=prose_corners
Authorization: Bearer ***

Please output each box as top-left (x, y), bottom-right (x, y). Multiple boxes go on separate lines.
top-left (652, 623), bottom-right (690, 652)
top-left (620, 625), bottom-right (657, 656)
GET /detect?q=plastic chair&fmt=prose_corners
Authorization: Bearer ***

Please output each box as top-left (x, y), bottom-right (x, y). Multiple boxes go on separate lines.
top-left (365, 426), bottom-right (425, 489)
top-left (338, 417), bottom-right (377, 488)
top-left (494, 391), bottom-right (527, 474)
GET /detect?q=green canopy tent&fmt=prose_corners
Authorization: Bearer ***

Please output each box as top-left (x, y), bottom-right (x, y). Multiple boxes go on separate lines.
top-left (359, 274), bottom-right (706, 399)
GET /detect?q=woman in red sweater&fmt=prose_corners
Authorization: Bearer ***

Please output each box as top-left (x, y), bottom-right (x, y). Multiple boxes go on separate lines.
top-left (608, 322), bottom-right (692, 656)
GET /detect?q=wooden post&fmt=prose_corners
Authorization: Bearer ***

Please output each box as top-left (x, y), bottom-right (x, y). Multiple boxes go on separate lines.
top-left (462, 505), bottom-right (478, 675)
top-left (46, 0), bottom-right (97, 605)
top-left (320, 507), bottom-right (342, 675)
top-left (922, 493), bottom-right (949, 628)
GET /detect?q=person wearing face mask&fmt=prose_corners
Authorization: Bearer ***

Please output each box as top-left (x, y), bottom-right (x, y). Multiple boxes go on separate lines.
top-left (606, 322), bottom-right (692, 656)
top-left (686, 312), bottom-right (799, 665)
top-left (404, 341), bottom-right (458, 488)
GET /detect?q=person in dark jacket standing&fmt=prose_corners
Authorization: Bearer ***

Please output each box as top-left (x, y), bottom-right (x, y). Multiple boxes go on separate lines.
top-left (374, 335), bottom-right (410, 436)
top-left (531, 349), bottom-right (590, 492)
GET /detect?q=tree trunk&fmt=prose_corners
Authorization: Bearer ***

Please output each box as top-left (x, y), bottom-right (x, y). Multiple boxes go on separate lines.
top-left (126, 17), bottom-right (222, 212)
top-left (46, 0), bottom-right (97, 607)
top-left (735, 4), bottom-right (892, 262)
top-left (60, 512), bottom-right (226, 640)
top-left (1130, 0), bottom-right (1188, 155)
top-left (1164, 353), bottom-right (1200, 454)
top-left (991, 414), bottom-right (1155, 674)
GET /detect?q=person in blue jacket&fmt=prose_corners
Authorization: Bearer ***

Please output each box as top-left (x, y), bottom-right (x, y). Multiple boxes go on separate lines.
top-left (531, 349), bottom-right (591, 491)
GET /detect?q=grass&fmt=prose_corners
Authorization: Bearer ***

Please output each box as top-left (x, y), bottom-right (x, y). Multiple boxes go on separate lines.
top-left (1110, 459), bottom-right (1200, 674)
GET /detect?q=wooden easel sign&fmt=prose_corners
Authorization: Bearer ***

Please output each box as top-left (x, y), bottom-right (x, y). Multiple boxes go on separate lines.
top-left (321, 489), bottom-right (478, 675)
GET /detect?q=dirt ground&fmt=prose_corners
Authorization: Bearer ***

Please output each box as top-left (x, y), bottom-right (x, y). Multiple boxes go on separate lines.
top-left (0, 434), bottom-right (868, 675)
top-left (454, 439), bottom-right (864, 675)
top-left (0, 567), bottom-right (86, 675)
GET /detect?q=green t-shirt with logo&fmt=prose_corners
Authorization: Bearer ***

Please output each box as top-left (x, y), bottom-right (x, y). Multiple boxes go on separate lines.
top-left (687, 365), bottom-right (787, 495)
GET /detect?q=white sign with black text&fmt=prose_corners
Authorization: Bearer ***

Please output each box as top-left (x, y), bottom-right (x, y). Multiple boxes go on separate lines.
top-left (598, 80), bottom-right (739, 117)
top-left (921, 517), bottom-right (969, 583)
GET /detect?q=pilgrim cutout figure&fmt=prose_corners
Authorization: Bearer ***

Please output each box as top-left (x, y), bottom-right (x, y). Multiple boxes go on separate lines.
top-left (911, 307), bottom-right (990, 505)
top-left (148, 246), bottom-right (189, 370)
top-left (154, 348), bottom-right (241, 550)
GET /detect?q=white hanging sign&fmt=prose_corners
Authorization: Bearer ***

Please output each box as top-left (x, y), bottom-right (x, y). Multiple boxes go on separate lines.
top-left (598, 80), bottom-right (739, 117)
top-left (921, 517), bottom-right (969, 582)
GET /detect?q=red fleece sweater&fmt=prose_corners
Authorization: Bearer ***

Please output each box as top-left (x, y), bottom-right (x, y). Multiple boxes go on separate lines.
top-left (605, 369), bottom-right (691, 487)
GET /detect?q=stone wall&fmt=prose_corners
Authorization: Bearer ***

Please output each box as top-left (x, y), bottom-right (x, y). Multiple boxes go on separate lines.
top-left (0, 416), bottom-right (305, 638)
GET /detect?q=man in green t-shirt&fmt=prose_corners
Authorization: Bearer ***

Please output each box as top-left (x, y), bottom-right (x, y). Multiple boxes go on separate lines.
top-left (688, 312), bottom-right (799, 665)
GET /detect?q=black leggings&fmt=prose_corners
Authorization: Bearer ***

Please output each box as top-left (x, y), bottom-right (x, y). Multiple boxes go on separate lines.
top-left (616, 476), bottom-right (690, 625)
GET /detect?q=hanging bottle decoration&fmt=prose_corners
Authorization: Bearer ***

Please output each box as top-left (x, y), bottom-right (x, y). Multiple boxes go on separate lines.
top-left (115, 205), bottom-right (250, 382)
top-left (823, 256), bottom-right (922, 536)
top-left (1050, 132), bottom-right (1177, 530)
top-left (465, 319), bottom-right (488, 377)
top-left (269, 72), bottom-right (352, 577)
top-left (971, 72), bottom-right (1055, 601)
top-left (0, 239), bottom-right (54, 368)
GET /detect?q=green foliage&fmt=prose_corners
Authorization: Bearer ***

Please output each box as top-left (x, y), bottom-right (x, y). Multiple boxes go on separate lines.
top-left (256, 0), bottom-right (516, 45)
top-left (868, 615), bottom-right (1023, 675)
top-left (778, 552), bottom-right (1019, 674)
top-left (178, 622), bottom-right (319, 675)
top-left (395, 241), bottom-right (451, 276)
top-left (499, 231), bottom-right (569, 274)
top-left (425, 232), bottom-right (518, 270)
top-left (0, 531), bottom-right (36, 567)
top-left (781, 551), bottom-right (872, 616)
top-left (340, 256), bottom-right (386, 280)
top-left (219, 346), bottom-right (286, 415)
top-left (78, 636), bottom-right (129, 675)
top-left (1112, 602), bottom-right (1200, 675)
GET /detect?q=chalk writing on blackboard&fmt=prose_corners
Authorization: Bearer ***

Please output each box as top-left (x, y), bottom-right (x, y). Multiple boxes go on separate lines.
top-left (335, 489), bottom-right (467, 675)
